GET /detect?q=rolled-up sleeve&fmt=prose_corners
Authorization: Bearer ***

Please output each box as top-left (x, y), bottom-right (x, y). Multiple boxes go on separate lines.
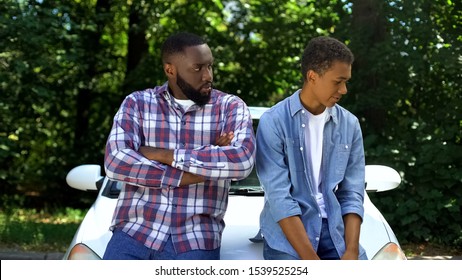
top-left (172, 100), bottom-right (256, 181)
top-left (336, 118), bottom-right (365, 219)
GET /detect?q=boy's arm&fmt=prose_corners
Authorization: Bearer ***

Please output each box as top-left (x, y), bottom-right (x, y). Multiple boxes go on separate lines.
top-left (279, 216), bottom-right (320, 260)
top-left (341, 213), bottom-right (361, 259)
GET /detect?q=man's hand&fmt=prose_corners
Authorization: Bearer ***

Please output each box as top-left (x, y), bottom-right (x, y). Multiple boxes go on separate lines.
top-left (215, 132), bottom-right (234, 146)
top-left (138, 146), bottom-right (173, 165)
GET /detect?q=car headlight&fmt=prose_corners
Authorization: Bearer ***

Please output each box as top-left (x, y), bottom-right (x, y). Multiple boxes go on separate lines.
top-left (372, 242), bottom-right (407, 260)
top-left (65, 243), bottom-right (102, 260)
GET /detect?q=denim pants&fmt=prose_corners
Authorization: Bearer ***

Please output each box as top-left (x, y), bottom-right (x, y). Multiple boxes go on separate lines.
top-left (103, 229), bottom-right (221, 260)
top-left (263, 218), bottom-right (340, 260)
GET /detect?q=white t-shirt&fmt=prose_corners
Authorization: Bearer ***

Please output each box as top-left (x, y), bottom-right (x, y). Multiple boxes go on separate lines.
top-left (304, 108), bottom-right (329, 218)
top-left (173, 97), bottom-right (195, 111)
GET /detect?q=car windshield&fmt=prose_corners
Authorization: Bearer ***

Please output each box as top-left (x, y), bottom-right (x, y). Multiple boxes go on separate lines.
top-left (229, 167), bottom-right (263, 195)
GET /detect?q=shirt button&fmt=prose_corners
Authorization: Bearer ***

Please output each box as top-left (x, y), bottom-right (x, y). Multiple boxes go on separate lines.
top-left (302, 124), bottom-right (306, 128)
top-left (302, 110), bottom-right (305, 114)
top-left (345, 145), bottom-right (349, 149)
top-left (318, 214), bottom-right (321, 218)
top-left (300, 147), bottom-right (303, 151)
top-left (315, 237), bottom-right (320, 241)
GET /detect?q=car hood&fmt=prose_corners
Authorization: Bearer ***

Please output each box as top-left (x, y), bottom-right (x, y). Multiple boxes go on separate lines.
top-left (65, 191), bottom-right (397, 260)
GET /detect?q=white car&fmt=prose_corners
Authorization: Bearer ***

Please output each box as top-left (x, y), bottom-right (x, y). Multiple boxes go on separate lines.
top-left (63, 107), bottom-right (406, 260)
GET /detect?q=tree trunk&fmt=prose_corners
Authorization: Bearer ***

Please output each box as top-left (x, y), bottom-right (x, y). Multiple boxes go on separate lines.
top-left (351, 0), bottom-right (387, 132)
top-left (123, 3), bottom-right (149, 94)
top-left (75, 0), bottom-right (111, 150)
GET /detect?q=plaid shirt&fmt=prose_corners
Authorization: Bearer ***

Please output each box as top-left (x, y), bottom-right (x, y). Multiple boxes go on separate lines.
top-left (104, 83), bottom-right (256, 253)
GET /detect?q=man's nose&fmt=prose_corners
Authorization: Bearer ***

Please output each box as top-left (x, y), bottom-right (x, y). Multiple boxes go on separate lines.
top-left (202, 67), bottom-right (213, 81)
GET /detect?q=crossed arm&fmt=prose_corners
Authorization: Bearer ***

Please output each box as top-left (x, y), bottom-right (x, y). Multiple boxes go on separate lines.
top-left (138, 132), bottom-right (235, 186)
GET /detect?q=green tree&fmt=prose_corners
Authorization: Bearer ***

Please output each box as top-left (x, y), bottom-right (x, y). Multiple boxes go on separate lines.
top-left (1, 0), bottom-right (461, 246)
top-left (338, 0), bottom-right (462, 246)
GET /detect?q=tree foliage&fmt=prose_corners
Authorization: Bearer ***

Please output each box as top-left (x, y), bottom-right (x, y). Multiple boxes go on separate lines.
top-left (338, 0), bottom-right (462, 247)
top-left (1, 0), bottom-right (460, 246)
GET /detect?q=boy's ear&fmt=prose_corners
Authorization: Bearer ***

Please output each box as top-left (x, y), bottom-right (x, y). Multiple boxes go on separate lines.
top-left (308, 70), bottom-right (316, 82)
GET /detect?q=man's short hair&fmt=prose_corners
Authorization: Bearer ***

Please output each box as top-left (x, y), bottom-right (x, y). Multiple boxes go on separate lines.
top-left (161, 32), bottom-right (207, 63)
top-left (301, 36), bottom-right (354, 80)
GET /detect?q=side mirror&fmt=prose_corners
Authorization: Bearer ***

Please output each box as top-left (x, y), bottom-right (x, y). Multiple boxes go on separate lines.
top-left (365, 165), bottom-right (401, 192)
top-left (66, 164), bottom-right (103, 192)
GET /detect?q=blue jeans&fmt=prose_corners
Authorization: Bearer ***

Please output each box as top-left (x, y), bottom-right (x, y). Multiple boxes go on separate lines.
top-left (103, 229), bottom-right (220, 260)
top-left (263, 219), bottom-right (340, 260)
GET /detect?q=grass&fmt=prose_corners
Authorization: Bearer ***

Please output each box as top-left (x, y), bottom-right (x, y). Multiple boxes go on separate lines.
top-left (0, 207), bottom-right (86, 252)
top-left (401, 242), bottom-right (462, 258)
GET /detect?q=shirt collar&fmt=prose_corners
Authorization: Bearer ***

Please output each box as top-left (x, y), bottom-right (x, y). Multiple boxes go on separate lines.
top-left (289, 89), bottom-right (338, 124)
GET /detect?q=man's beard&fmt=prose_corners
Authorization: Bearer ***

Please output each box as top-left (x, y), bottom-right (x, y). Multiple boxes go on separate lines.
top-left (176, 74), bottom-right (211, 107)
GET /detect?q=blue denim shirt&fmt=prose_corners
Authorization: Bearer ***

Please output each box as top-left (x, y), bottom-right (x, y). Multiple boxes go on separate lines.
top-left (256, 90), bottom-right (367, 259)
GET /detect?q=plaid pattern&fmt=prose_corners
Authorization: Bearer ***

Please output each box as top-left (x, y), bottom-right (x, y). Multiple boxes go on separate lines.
top-left (104, 83), bottom-right (256, 252)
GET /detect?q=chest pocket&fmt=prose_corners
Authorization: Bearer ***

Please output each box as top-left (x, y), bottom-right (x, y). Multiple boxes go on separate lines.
top-left (335, 143), bottom-right (352, 175)
top-left (284, 138), bottom-right (305, 172)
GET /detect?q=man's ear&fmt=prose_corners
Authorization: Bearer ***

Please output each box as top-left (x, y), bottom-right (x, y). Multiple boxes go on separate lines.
top-left (164, 63), bottom-right (175, 77)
